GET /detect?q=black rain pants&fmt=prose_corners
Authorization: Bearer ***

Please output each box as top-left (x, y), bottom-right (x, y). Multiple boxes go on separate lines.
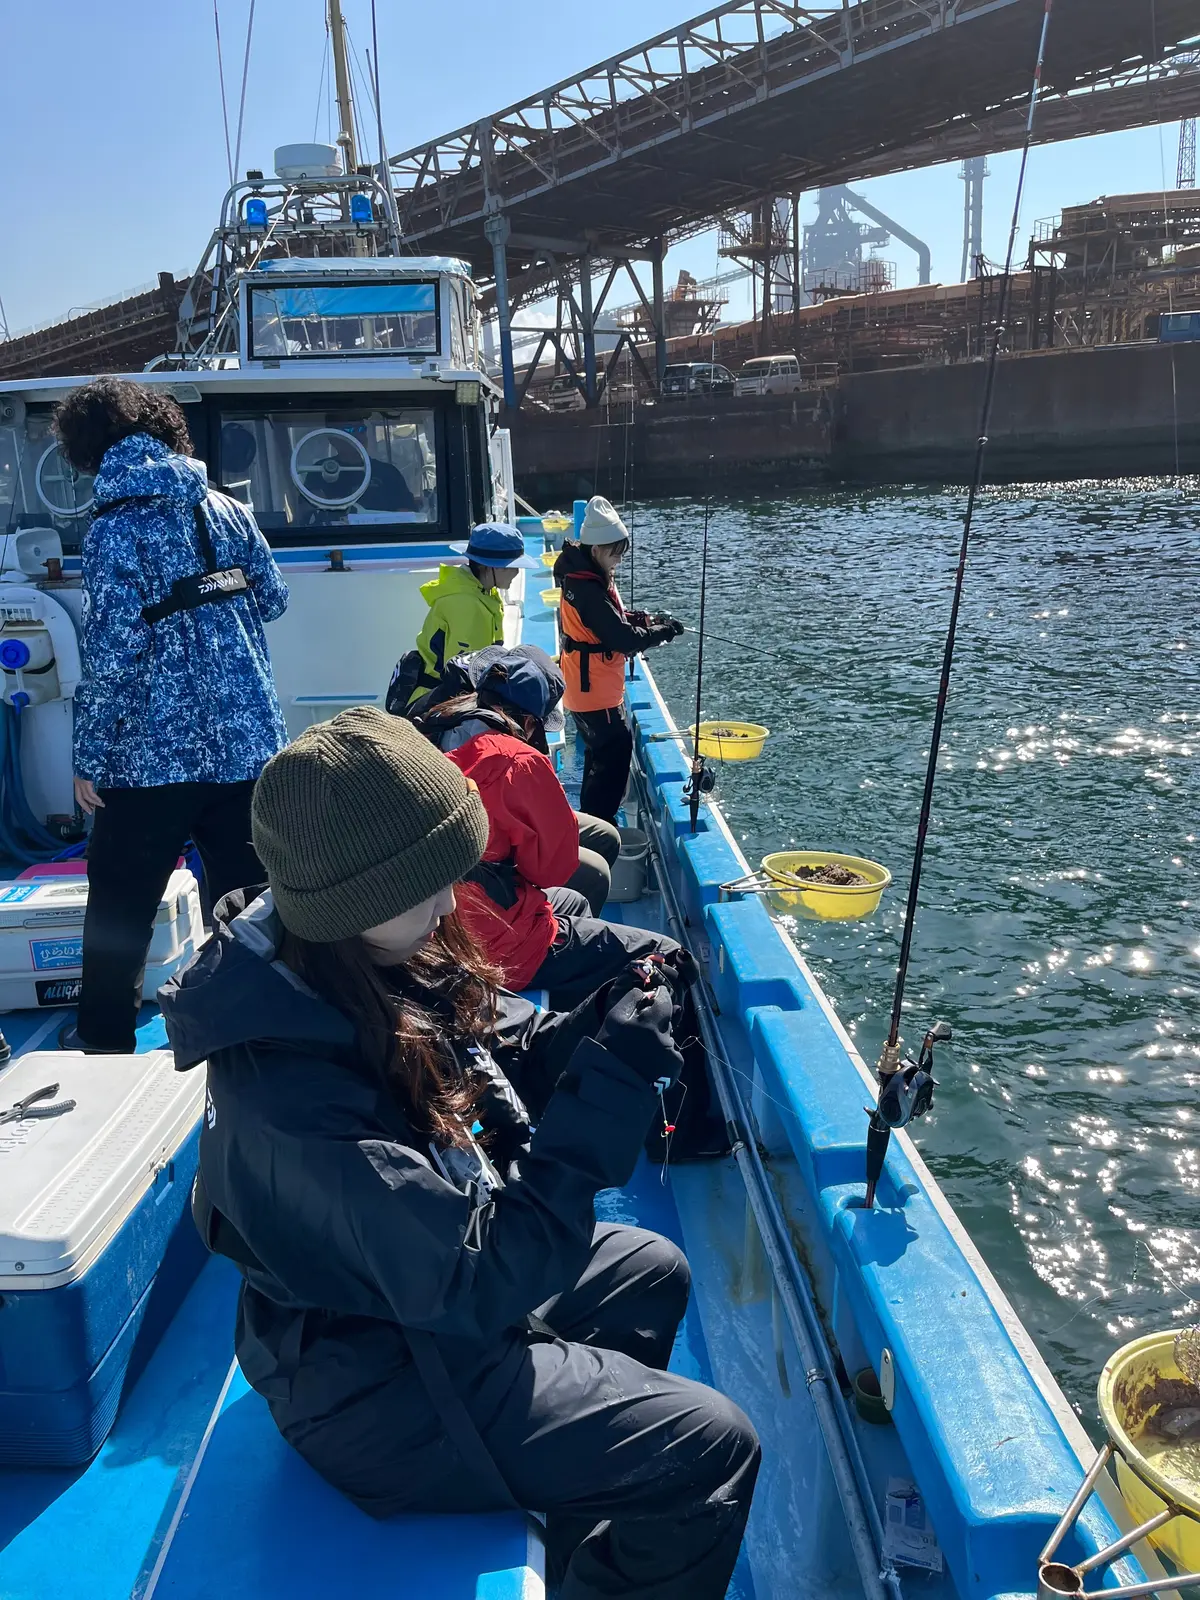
top-left (573, 705), bottom-right (634, 827)
top-left (449, 1222), bottom-right (760, 1600)
top-left (79, 780), bottom-right (264, 1051)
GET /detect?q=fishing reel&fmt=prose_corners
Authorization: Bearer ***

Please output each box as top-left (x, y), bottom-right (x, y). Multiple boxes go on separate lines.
top-left (878, 1021), bottom-right (948, 1131)
top-left (864, 1021), bottom-right (950, 1208)
top-left (683, 756), bottom-right (717, 803)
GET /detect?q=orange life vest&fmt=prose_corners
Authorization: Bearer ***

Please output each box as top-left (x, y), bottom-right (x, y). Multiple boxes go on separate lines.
top-left (559, 578), bottom-right (628, 712)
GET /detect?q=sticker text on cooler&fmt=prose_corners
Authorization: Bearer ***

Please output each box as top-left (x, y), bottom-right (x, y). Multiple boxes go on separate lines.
top-left (30, 938), bottom-right (84, 971)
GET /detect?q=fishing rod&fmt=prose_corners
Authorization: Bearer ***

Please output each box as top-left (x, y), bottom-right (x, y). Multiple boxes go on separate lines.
top-left (624, 384), bottom-right (638, 677)
top-left (864, 0), bottom-right (1055, 1209)
top-left (684, 491), bottom-right (715, 834)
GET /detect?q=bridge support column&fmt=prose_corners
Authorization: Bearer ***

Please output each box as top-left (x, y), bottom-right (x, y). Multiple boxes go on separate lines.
top-left (484, 213), bottom-right (517, 410)
top-left (579, 256), bottom-right (598, 405)
top-left (651, 240), bottom-right (667, 387)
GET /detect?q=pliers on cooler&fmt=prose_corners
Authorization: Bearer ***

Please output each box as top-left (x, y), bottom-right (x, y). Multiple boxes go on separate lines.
top-left (0, 1082), bottom-right (77, 1126)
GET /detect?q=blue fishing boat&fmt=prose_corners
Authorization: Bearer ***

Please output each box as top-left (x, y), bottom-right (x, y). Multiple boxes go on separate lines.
top-left (3, 16), bottom-right (1200, 1600)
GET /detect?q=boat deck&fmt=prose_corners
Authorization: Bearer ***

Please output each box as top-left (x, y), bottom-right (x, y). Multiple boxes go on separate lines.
top-left (0, 884), bottom-right (777, 1600)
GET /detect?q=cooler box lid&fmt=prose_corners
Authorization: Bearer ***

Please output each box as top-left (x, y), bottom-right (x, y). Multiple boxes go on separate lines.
top-left (0, 870), bottom-right (198, 932)
top-left (0, 1049), bottom-right (205, 1289)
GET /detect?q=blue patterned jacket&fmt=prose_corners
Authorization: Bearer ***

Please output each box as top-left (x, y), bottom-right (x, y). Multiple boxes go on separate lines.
top-left (73, 433), bottom-right (289, 788)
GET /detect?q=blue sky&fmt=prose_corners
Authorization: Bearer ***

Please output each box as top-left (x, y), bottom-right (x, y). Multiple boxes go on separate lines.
top-left (1, 0), bottom-right (1189, 336)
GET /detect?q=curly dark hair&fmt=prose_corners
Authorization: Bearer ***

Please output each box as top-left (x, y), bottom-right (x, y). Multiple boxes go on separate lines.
top-left (54, 377), bottom-right (194, 474)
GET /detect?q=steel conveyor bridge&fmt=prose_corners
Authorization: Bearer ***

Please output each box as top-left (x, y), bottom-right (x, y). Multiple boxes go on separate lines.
top-left (384, 0), bottom-right (1200, 405)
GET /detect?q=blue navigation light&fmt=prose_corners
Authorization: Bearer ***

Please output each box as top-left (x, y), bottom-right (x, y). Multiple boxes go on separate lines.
top-left (245, 197), bottom-right (268, 228)
top-left (349, 193), bottom-right (373, 224)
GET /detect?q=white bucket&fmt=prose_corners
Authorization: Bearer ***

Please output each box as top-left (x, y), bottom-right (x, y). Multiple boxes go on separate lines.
top-left (608, 827), bottom-right (650, 903)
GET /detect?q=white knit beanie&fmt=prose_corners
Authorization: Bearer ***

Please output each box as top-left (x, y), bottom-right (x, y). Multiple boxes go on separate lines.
top-left (578, 496), bottom-right (629, 546)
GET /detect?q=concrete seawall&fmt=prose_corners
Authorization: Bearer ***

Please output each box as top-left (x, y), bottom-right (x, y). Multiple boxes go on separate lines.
top-left (510, 341), bottom-right (1200, 501)
top-left (508, 393), bottom-right (832, 504)
top-left (836, 340), bottom-right (1200, 482)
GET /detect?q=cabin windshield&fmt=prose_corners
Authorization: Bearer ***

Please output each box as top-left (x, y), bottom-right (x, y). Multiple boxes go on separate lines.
top-left (247, 281), bottom-right (439, 359)
top-left (0, 409), bottom-right (94, 553)
top-left (217, 407), bottom-right (439, 533)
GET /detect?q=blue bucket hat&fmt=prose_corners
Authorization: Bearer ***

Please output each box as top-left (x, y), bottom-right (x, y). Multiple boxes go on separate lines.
top-left (449, 522), bottom-right (541, 570)
top-left (468, 644), bottom-right (565, 732)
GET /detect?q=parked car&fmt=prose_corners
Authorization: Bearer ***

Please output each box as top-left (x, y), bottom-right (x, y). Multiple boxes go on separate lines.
top-left (736, 354), bottom-right (804, 396)
top-left (660, 362), bottom-right (736, 398)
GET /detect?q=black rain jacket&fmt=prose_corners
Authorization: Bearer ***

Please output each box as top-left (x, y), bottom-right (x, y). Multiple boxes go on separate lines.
top-left (553, 542), bottom-right (677, 656)
top-left (158, 889), bottom-right (657, 1517)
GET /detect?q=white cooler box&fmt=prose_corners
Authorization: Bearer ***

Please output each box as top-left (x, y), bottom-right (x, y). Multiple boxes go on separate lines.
top-left (0, 869), bottom-right (204, 1012)
top-left (0, 1048), bottom-right (208, 1465)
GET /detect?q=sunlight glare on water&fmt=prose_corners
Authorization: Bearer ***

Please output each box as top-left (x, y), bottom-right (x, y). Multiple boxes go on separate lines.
top-left (631, 477), bottom-right (1199, 1416)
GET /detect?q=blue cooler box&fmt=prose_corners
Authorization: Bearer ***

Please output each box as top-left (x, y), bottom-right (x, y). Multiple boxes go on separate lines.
top-left (0, 1048), bottom-right (207, 1466)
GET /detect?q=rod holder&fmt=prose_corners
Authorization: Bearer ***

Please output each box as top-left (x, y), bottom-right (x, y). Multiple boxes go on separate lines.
top-left (718, 872), bottom-right (777, 901)
top-left (1037, 1438), bottom-right (1200, 1600)
top-left (1038, 1564), bottom-right (1084, 1599)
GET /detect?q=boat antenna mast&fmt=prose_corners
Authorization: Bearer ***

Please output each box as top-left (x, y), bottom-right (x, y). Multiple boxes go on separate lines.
top-left (863, 0), bottom-right (1055, 1209)
top-left (328, 0), bottom-right (360, 174)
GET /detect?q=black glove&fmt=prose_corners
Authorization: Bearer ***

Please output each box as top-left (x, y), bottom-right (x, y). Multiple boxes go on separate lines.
top-left (659, 945), bottom-right (698, 998)
top-left (664, 616), bottom-right (685, 639)
top-left (596, 979), bottom-right (683, 1091)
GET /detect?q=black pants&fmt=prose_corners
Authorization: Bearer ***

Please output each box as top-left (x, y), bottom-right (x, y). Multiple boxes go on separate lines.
top-left (460, 1223), bottom-right (760, 1600)
top-left (79, 780), bottom-right (264, 1051)
top-left (573, 706), bottom-right (634, 827)
top-left (564, 812), bottom-right (622, 915)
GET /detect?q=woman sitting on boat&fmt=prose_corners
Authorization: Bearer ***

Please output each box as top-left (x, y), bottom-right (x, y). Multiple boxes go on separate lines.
top-left (159, 708), bottom-right (759, 1600)
top-left (555, 496), bottom-right (683, 826)
top-left (387, 522), bottom-right (540, 709)
top-left (414, 642), bottom-right (621, 922)
top-left (54, 376), bottom-right (289, 1054)
top-left (415, 643), bottom-right (729, 1160)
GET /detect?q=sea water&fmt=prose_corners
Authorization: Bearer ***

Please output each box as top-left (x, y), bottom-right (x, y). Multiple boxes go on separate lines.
top-left (630, 478), bottom-right (1199, 1418)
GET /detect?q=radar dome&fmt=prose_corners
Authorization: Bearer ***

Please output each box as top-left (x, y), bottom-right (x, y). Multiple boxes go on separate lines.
top-left (273, 143), bottom-right (341, 181)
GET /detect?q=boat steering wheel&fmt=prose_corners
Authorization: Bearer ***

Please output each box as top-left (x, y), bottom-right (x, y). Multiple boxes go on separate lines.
top-left (35, 444), bottom-right (94, 518)
top-left (289, 428), bottom-right (372, 510)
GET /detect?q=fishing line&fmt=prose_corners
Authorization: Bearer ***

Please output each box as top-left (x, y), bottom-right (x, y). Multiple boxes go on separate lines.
top-left (681, 623), bottom-right (808, 668)
top-left (881, 0), bottom-right (1055, 1065)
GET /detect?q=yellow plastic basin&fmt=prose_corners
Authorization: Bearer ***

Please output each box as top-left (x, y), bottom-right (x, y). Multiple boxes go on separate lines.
top-left (542, 587), bottom-right (562, 607)
top-left (542, 514), bottom-right (571, 533)
top-left (761, 851), bottom-right (891, 921)
top-left (540, 551), bottom-right (558, 567)
top-left (1099, 1331), bottom-right (1200, 1572)
top-left (690, 721), bottom-right (769, 761)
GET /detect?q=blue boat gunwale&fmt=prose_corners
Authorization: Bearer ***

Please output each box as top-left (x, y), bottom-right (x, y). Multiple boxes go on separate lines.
top-left (625, 653), bottom-right (1166, 1597)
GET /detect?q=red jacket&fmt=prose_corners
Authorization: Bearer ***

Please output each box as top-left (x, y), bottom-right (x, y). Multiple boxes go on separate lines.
top-left (444, 731), bottom-right (579, 988)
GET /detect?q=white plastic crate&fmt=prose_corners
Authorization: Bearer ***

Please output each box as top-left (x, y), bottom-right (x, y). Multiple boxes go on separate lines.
top-left (0, 870), bottom-right (203, 1012)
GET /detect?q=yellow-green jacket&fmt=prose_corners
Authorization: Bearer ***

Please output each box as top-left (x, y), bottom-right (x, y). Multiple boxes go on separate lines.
top-left (411, 564), bottom-right (504, 701)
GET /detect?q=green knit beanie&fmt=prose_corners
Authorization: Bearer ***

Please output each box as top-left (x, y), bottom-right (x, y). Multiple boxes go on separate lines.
top-left (252, 705), bottom-right (490, 942)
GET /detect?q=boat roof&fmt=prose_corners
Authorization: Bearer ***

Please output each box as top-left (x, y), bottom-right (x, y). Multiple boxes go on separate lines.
top-left (251, 255), bottom-right (472, 278)
top-left (0, 367), bottom-right (499, 402)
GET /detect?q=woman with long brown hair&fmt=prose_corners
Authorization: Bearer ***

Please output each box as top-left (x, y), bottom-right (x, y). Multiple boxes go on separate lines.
top-left (159, 707), bottom-right (758, 1600)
